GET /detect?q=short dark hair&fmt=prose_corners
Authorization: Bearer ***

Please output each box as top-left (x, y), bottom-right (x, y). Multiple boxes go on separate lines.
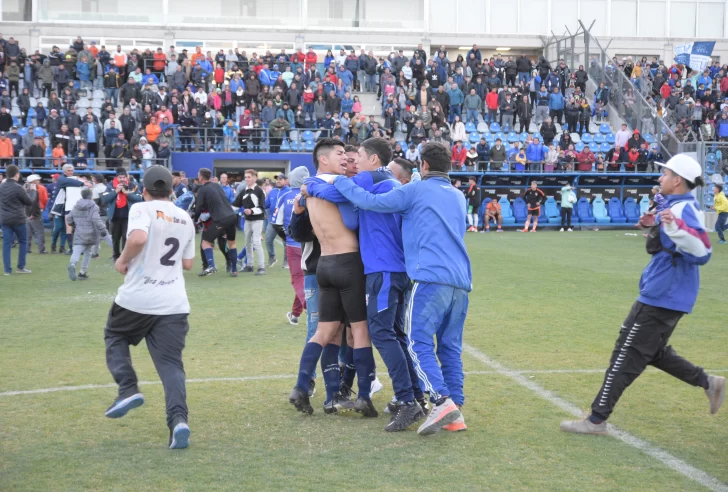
top-left (6, 165), bottom-right (19, 179)
top-left (147, 188), bottom-right (170, 199)
top-left (199, 168), bottom-right (212, 180)
top-left (360, 137), bottom-right (392, 166)
top-left (172, 171), bottom-right (181, 177)
top-left (313, 138), bottom-right (345, 169)
top-left (344, 144), bottom-right (359, 153)
top-left (393, 158), bottom-right (414, 179)
top-left (420, 142), bottom-right (451, 173)
top-left (93, 174), bottom-right (106, 184)
top-left (686, 176), bottom-right (704, 190)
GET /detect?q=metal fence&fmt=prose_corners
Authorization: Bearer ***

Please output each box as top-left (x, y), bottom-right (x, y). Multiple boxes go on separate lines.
top-left (542, 21), bottom-right (681, 160)
top-left (173, 126), bottom-right (332, 152)
top-left (11, 156), bottom-right (171, 170)
top-left (451, 161), bottom-right (662, 173)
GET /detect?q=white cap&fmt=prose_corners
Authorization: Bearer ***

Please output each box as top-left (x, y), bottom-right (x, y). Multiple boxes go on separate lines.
top-left (655, 154), bottom-right (702, 183)
top-left (26, 174), bottom-right (41, 182)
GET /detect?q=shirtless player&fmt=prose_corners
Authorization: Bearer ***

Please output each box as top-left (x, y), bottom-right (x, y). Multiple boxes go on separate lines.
top-left (288, 138), bottom-right (378, 417)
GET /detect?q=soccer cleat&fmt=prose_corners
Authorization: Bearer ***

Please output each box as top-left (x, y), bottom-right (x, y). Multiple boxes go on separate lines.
top-left (560, 418), bottom-right (608, 435)
top-left (198, 266), bottom-right (217, 277)
top-left (385, 401), bottom-right (426, 432)
top-left (323, 392), bottom-right (356, 414)
top-left (230, 271), bottom-right (238, 278)
top-left (339, 382), bottom-right (353, 400)
top-left (105, 393), bottom-right (145, 418)
top-left (417, 397), bottom-right (431, 414)
top-left (443, 414), bottom-right (467, 432)
top-left (242, 266), bottom-right (253, 272)
top-left (286, 312), bottom-right (299, 325)
top-left (255, 268), bottom-right (266, 276)
top-left (268, 257), bottom-right (278, 268)
top-left (16, 268), bottom-right (32, 274)
top-left (370, 377), bottom-right (383, 396)
top-left (169, 422), bottom-right (190, 449)
top-left (78, 272), bottom-right (89, 280)
top-left (354, 397), bottom-right (379, 418)
top-left (706, 375), bottom-right (726, 414)
top-left (308, 379), bottom-right (316, 398)
top-left (383, 395), bottom-right (398, 414)
top-left (417, 397), bottom-right (461, 436)
top-left (289, 386), bottom-right (314, 415)
top-left (68, 264), bottom-right (77, 281)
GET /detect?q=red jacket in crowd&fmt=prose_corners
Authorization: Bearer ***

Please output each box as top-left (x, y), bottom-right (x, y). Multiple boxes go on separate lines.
top-left (305, 52), bottom-right (318, 71)
top-left (451, 145), bottom-right (467, 166)
top-left (486, 92), bottom-right (499, 110)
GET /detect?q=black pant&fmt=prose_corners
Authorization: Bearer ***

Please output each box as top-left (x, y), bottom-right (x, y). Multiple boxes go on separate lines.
top-left (9, 81), bottom-right (19, 97)
top-left (591, 301), bottom-right (706, 421)
top-left (506, 74), bottom-right (516, 86)
top-left (566, 117), bottom-right (578, 133)
top-left (550, 109), bottom-right (563, 125)
top-left (519, 117), bottom-right (531, 134)
top-left (105, 302), bottom-right (189, 429)
top-left (111, 217), bottom-right (128, 260)
top-left (87, 142), bottom-right (98, 157)
top-left (560, 207), bottom-right (572, 228)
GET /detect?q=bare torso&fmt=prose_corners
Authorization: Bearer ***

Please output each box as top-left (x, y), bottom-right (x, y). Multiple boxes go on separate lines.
top-left (306, 197), bottom-right (358, 256)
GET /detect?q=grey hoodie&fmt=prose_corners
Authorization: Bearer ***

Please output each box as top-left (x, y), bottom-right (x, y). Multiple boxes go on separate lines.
top-left (289, 165), bottom-right (310, 188)
top-left (66, 198), bottom-right (109, 245)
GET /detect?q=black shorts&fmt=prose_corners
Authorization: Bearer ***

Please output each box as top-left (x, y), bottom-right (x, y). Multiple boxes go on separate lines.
top-left (201, 214), bottom-right (237, 243)
top-left (316, 252), bottom-right (367, 324)
top-left (528, 207), bottom-right (540, 217)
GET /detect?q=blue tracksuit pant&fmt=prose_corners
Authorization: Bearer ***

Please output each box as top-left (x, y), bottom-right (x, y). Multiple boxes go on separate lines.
top-left (367, 272), bottom-right (423, 402)
top-left (304, 274), bottom-right (319, 379)
top-left (405, 281), bottom-right (468, 406)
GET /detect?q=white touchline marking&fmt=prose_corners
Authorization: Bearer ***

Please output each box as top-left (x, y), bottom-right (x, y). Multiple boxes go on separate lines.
top-left (463, 343), bottom-right (728, 492)
top-left (2, 369), bottom-right (728, 398)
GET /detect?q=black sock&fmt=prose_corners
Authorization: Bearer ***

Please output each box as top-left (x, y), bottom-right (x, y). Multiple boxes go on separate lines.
top-left (699, 372), bottom-right (710, 390)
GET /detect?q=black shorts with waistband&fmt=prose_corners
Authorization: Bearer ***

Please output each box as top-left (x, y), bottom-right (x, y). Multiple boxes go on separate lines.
top-left (316, 252), bottom-right (367, 324)
top-left (201, 214), bottom-right (237, 243)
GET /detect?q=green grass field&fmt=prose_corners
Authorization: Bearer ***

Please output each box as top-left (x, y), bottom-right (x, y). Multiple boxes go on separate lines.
top-left (1, 231), bottom-right (727, 491)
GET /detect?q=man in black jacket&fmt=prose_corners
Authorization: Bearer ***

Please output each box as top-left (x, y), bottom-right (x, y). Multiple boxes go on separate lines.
top-left (232, 169), bottom-right (266, 275)
top-left (0, 165), bottom-right (33, 274)
top-left (193, 167), bottom-right (238, 277)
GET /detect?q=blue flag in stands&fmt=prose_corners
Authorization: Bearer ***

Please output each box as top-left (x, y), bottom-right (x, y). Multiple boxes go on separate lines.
top-left (673, 41), bottom-right (715, 72)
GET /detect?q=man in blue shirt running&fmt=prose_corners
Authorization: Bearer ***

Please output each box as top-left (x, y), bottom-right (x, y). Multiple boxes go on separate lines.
top-left (328, 141), bottom-right (472, 436)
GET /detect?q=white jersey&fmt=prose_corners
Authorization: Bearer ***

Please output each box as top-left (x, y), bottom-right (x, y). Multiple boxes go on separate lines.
top-left (114, 200), bottom-right (195, 315)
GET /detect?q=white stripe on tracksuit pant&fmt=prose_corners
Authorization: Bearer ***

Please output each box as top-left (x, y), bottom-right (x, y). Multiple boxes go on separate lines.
top-left (404, 281), bottom-right (468, 406)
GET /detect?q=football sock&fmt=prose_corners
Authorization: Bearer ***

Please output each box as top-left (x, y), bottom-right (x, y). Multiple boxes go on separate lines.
top-left (228, 248), bottom-right (237, 272)
top-left (342, 345), bottom-right (356, 388)
top-left (354, 347), bottom-right (375, 400)
top-left (321, 344), bottom-right (341, 402)
top-left (203, 247), bottom-right (215, 269)
top-left (296, 342), bottom-right (323, 394)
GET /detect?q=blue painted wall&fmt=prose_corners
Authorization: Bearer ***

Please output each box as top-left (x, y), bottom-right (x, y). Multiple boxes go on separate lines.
top-left (171, 152), bottom-right (316, 177)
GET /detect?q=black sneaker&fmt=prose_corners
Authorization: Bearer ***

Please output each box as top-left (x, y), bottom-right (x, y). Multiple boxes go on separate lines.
top-left (255, 268), bottom-right (266, 276)
top-left (385, 401), bottom-right (425, 432)
top-left (289, 386), bottom-right (314, 415)
top-left (308, 379), bottom-right (316, 398)
top-left (168, 420), bottom-right (191, 450)
top-left (268, 257), bottom-right (277, 268)
top-left (198, 266), bottom-right (217, 277)
top-left (383, 396), bottom-right (398, 415)
top-left (78, 272), bottom-right (89, 280)
top-left (58, 248), bottom-right (66, 255)
top-left (242, 266), bottom-right (253, 273)
top-left (51, 247), bottom-right (57, 254)
top-left (104, 393), bottom-right (145, 418)
top-left (339, 382), bottom-right (353, 400)
top-left (354, 397), bottom-right (379, 418)
top-left (91, 254), bottom-right (100, 258)
top-left (323, 392), bottom-right (356, 414)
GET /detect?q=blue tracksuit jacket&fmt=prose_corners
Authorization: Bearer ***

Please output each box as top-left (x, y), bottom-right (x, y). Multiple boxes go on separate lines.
top-left (303, 176), bottom-right (359, 232)
top-left (274, 187), bottom-right (301, 247)
top-left (306, 167), bottom-right (406, 275)
top-left (332, 175), bottom-right (471, 291)
top-left (265, 185), bottom-right (289, 216)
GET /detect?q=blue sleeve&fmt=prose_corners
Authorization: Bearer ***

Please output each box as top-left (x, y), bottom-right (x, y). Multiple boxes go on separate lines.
top-left (333, 175), bottom-right (414, 214)
top-left (265, 189), bottom-right (274, 210)
top-left (307, 180), bottom-right (348, 203)
top-left (337, 202), bottom-right (359, 231)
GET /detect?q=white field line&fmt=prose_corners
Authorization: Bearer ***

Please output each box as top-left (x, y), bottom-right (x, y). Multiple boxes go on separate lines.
top-left (3, 368), bottom-right (728, 398)
top-left (463, 343), bottom-right (728, 492)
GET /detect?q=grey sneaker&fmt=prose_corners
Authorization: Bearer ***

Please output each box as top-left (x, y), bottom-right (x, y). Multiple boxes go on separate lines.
top-left (706, 375), bottom-right (726, 414)
top-left (16, 268), bottom-right (32, 274)
top-left (68, 264), bottom-right (77, 281)
top-left (282, 261), bottom-right (289, 269)
top-left (417, 398), bottom-right (461, 436)
top-left (268, 257), bottom-right (277, 267)
top-left (560, 418), bottom-right (608, 435)
top-left (286, 312), bottom-right (299, 325)
top-left (255, 268), bottom-right (266, 276)
top-left (323, 392), bottom-right (356, 414)
top-left (242, 266), bottom-right (253, 272)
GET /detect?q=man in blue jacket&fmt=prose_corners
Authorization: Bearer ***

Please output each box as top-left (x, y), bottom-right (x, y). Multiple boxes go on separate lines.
top-left (264, 173), bottom-right (289, 268)
top-left (446, 83), bottom-right (464, 124)
top-left (561, 155), bottom-right (724, 435)
top-left (548, 87), bottom-right (565, 125)
top-left (304, 138), bottom-right (430, 432)
top-left (329, 141), bottom-right (472, 436)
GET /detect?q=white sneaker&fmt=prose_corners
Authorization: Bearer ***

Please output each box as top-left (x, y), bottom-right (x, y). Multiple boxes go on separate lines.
top-left (559, 228), bottom-right (564, 232)
top-left (417, 398), bottom-right (461, 436)
top-left (568, 228), bottom-right (573, 232)
top-left (370, 377), bottom-right (383, 395)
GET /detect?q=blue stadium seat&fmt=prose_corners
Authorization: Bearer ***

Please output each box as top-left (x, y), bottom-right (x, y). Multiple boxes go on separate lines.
top-left (531, 133), bottom-right (542, 142)
top-left (280, 140), bottom-right (290, 151)
top-left (477, 122), bottom-right (489, 133)
top-left (592, 196), bottom-right (611, 223)
top-left (643, 133), bottom-right (655, 144)
top-left (594, 134), bottom-right (605, 144)
top-left (465, 122), bottom-right (476, 133)
top-left (495, 131), bottom-right (505, 141)
top-left (507, 131), bottom-right (519, 143)
top-left (575, 197), bottom-right (595, 223)
top-left (499, 197), bottom-right (516, 224)
top-left (599, 123), bottom-right (611, 135)
top-left (544, 197), bottom-right (561, 223)
top-left (469, 132), bottom-right (480, 143)
top-left (34, 127), bottom-right (45, 137)
top-left (624, 197), bottom-right (640, 222)
top-left (608, 197), bottom-right (627, 223)
top-left (588, 142), bottom-right (599, 152)
top-left (513, 197), bottom-right (528, 223)
top-left (538, 205), bottom-right (548, 224)
top-left (605, 132), bottom-right (616, 144)
top-left (581, 133), bottom-right (593, 144)
top-left (304, 140), bottom-right (315, 152)
top-left (639, 195), bottom-right (650, 215)
top-left (463, 142), bottom-right (472, 150)
top-left (28, 107), bottom-right (36, 118)
top-left (302, 130), bottom-right (315, 142)
top-left (502, 122), bottom-right (512, 132)
top-left (575, 142), bottom-right (585, 152)
top-left (290, 141), bottom-right (300, 151)
top-left (490, 122), bottom-right (501, 132)
top-left (599, 142), bottom-right (611, 153)
top-left (485, 135), bottom-right (495, 145)
top-left (18, 127), bottom-right (28, 136)
top-left (519, 132), bottom-right (528, 142)
top-left (478, 198), bottom-right (490, 226)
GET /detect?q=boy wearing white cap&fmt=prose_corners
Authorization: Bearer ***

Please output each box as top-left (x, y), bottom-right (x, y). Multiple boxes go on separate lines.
top-left (561, 154), bottom-right (724, 434)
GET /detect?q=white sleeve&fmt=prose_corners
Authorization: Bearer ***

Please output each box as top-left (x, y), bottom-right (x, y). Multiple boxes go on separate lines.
top-left (127, 204), bottom-right (151, 234)
top-left (182, 222), bottom-right (196, 260)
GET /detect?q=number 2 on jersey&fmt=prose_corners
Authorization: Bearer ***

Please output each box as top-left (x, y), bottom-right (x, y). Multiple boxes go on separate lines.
top-left (160, 237), bottom-right (180, 266)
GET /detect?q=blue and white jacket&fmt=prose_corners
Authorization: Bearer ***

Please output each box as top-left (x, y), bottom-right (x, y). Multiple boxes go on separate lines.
top-left (332, 175), bottom-right (472, 291)
top-left (273, 187), bottom-right (301, 248)
top-left (637, 193), bottom-right (711, 314)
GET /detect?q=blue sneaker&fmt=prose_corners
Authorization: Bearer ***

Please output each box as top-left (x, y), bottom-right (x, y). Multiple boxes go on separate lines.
top-left (169, 422), bottom-right (190, 449)
top-left (719, 240), bottom-right (726, 244)
top-left (104, 393), bottom-right (144, 418)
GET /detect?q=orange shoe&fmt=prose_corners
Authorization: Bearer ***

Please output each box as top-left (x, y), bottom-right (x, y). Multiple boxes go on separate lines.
top-left (443, 414), bottom-right (467, 432)
top-left (417, 398), bottom-right (461, 436)
top-left (521, 228), bottom-right (528, 232)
